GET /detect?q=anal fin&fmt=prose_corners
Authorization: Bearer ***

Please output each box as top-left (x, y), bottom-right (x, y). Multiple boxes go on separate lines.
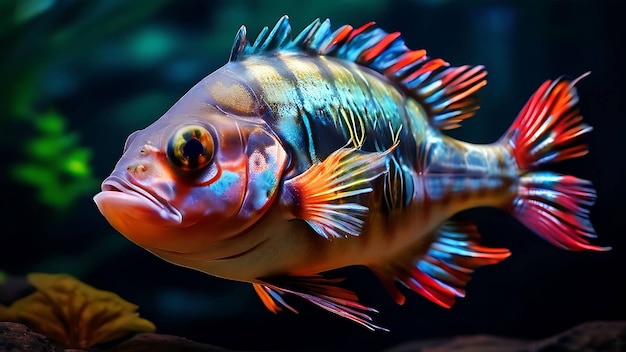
top-left (253, 275), bottom-right (386, 331)
top-left (371, 221), bottom-right (510, 308)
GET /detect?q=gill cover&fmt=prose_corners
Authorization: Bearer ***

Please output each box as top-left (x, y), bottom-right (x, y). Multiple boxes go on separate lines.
top-left (239, 126), bottom-right (288, 220)
top-left (159, 68), bottom-right (290, 237)
top-left (203, 69), bottom-right (290, 223)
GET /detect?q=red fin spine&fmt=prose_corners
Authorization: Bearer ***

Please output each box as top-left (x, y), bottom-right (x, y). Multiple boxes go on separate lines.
top-left (319, 24), bottom-right (353, 53)
top-left (346, 22), bottom-right (375, 42)
top-left (360, 32), bottom-right (402, 63)
top-left (502, 73), bottom-right (608, 251)
top-left (400, 58), bottom-right (447, 84)
top-left (502, 73), bottom-right (592, 170)
top-left (384, 49), bottom-right (427, 77)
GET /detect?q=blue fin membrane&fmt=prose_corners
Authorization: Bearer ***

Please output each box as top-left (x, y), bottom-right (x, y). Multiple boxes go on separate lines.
top-left (371, 221), bottom-right (510, 307)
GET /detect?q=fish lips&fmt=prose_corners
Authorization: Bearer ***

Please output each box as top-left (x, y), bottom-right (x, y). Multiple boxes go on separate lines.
top-left (94, 175), bottom-right (182, 227)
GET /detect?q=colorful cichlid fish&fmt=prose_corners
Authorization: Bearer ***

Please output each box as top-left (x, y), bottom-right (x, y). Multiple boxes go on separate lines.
top-left (94, 16), bottom-right (608, 330)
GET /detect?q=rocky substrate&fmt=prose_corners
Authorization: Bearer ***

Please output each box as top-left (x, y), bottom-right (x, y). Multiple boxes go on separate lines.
top-left (1, 320), bottom-right (625, 351)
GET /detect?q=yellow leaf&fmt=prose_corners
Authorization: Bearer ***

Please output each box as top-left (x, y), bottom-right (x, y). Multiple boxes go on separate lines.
top-left (2, 273), bottom-right (156, 349)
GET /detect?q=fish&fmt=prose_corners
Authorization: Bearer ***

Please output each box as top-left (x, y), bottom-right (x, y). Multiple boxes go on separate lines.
top-left (93, 15), bottom-right (608, 331)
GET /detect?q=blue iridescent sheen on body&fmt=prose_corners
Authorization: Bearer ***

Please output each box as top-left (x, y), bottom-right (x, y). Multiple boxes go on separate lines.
top-left (94, 15), bottom-right (605, 332)
top-left (221, 16), bottom-right (514, 214)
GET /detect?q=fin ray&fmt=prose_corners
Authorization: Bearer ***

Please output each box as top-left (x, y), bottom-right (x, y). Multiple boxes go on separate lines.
top-left (502, 73), bottom-right (593, 169)
top-left (280, 145), bottom-right (394, 239)
top-left (514, 172), bottom-right (607, 251)
top-left (502, 74), bottom-right (608, 251)
top-left (254, 276), bottom-right (387, 331)
top-left (372, 221), bottom-right (510, 308)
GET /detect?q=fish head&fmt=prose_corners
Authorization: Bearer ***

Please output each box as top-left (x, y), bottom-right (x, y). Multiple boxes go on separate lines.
top-left (94, 68), bottom-right (288, 255)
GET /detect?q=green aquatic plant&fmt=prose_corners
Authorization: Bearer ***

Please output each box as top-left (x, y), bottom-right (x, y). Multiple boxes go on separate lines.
top-left (0, 273), bottom-right (156, 349)
top-left (1, 1), bottom-right (171, 213)
top-left (11, 110), bottom-right (98, 212)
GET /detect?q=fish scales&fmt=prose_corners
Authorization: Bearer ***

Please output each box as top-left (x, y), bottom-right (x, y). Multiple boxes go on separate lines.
top-left (94, 16), bottom-right (607, 331)
top-left (239, 53), bottom-right (517, 231)
top-left (243, 54), bottom-right (410, 166)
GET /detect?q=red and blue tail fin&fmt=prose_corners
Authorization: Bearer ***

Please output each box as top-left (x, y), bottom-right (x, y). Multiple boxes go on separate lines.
top-left (501, 73), bottom-right (608, 251)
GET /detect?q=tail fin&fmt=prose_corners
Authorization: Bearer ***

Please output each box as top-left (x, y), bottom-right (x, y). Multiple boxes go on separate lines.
top-left (501, 73), bottom-right (609, 251)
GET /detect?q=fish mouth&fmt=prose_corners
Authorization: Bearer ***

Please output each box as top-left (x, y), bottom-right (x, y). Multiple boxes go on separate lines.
top-left (94, 174), bottom-right (182, 225)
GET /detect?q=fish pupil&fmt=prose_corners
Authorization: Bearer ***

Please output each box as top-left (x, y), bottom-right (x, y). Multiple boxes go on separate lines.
top-left (182, 138), bottom-right (204, 160)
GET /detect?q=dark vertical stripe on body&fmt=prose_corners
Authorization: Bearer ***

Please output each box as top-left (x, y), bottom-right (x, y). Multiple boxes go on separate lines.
top-left (257, 55), bottom-right (317, 166)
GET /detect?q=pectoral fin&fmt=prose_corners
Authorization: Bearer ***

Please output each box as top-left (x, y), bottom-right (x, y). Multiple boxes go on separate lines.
top-left (280, 145), bottom-right (394, 239)
top-left (253, 275), bottom-right (386, 331)
top-left (371, 221), bottom-right (511, 307)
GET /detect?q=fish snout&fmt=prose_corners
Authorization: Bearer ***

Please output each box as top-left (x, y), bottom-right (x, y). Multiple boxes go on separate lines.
top-left (123, 144), bottom-right (163, 180)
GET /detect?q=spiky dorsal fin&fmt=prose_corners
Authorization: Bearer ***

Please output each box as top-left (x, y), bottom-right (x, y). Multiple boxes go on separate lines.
top-left (229, 15), bottom-right (487, 130)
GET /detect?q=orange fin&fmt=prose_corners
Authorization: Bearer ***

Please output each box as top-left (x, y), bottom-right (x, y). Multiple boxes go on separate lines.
top-left (371, 221), bottom-right (510, 308)
top-left (254, 275), bottom-right (387, 331)
top-left (280, 145), bottom-right (394, 239)
top-left (253, 283), bottom-right (296, 314)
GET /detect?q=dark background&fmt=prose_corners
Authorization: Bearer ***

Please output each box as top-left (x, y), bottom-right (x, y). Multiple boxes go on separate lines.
top-left (1, 1), bottom-right (624, 351)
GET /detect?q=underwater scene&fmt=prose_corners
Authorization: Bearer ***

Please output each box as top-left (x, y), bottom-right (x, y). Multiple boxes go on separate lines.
top-left (1, 0), bottom-right (625, 351)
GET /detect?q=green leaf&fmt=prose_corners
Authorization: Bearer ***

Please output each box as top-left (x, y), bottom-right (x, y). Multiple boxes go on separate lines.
top-left (12, 163), bottom-right (56, 188)
top-left (63, 148), bottom-right (93, 177)
top-left (35, 111), bottom-right (66, 134)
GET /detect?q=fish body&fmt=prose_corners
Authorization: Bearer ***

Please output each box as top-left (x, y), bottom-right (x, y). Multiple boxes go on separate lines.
top-left (94, 16), bottom-right (607, 330)
top-left (199, 54), bottom-right (513, 274)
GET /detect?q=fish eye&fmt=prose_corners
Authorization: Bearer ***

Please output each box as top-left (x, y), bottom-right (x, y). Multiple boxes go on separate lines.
top-left (167, 125), bottom-right (214, 171)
